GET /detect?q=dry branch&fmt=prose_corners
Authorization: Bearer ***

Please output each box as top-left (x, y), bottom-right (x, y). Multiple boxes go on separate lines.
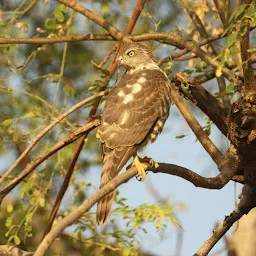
top-left (0, 34), bottom-right (114, 44)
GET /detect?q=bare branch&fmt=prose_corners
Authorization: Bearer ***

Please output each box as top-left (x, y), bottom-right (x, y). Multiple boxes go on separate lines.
top-left (0, 34), bottom-right (114, 45)
top-left (194, 208), bottom-right (245, 256)
top-left (213, 0), bottom-right (230, 26)
top-left (0, 91), bottom-right (107, 186)
top-left (169, 83), bottom-right (223, 164)
top-left (173, 73), bottom-right (228, 136)
top-left (0, 119), bottom-right (101, 204)
top-left (55, 0), bottom-right (123, 40)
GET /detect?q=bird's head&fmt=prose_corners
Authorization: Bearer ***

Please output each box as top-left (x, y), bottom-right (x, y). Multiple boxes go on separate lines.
top-left (118, 42), bottom-right (156, 70)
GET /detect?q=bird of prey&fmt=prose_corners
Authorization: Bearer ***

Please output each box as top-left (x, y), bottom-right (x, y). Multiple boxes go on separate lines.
top-left (96, 42), bottom-right (172, 225)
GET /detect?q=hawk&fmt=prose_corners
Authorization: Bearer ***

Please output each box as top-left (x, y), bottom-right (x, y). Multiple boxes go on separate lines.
top-left (96, 42), bottom-right (172, 225)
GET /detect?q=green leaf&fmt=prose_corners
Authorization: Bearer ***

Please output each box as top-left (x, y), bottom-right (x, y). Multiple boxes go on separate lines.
top-left (7, 204), bottom-right (13, 213)
top-left (175, 135), bottom-right (186, 139)
top-left (58, 4), bottom-right (68, 13)
top-left (5, 217), bottom-right (12, 227)
top-left (2, 119), bottom-right (13, 127)
top-left (227, 33), bottom-right (236, 48)
top-left (101, 69), bottom-right (110, 77)
top-left (45, 18), bottom-right (56, 29)
top-left (14, 235), bottom-right (21, 245)
top-left (248, 47), bottom-right (256, 52)
top-left (54, 9), bottom-right (65, 22)
top-left (215, 64), bottom-right (223, 77)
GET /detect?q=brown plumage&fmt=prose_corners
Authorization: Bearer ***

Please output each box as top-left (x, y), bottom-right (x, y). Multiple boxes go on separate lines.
top-left (96, 43), bottom-right (172, 225)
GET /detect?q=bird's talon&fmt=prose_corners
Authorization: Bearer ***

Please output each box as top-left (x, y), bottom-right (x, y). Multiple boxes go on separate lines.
top-left (149, 158), bottom-right (159, 169)
top-left (132, 156), bottom-right (148, 182)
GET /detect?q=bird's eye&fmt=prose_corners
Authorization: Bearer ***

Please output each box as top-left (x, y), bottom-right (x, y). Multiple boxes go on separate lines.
top-left (127, 50), bottom-right (135, 57)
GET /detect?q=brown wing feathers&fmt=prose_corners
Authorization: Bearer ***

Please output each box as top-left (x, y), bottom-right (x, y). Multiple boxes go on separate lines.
top-left (96, 69), bottom-right (171, 224)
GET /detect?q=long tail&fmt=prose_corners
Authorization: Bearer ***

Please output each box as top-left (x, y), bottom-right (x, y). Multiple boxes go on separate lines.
top-left (96, 146), bottom-right (135, 225)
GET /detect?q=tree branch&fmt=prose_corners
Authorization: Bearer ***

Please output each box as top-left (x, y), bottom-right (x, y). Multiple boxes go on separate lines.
top-left (169, 83), bottom-right (223, 164)
top-left (0, 91), bottom-right (107, 186)
top-left (173, 73), bottom-right (228, 136)
top-left (194, 207), bottom-right (245, 256)
top-left (239, 0), bottom-right (256, 102)
top-left (34, 157), bottom-right (242, 256)
top-left (0, 34), bottom-right (114, 44)
top-left (55, 0), bottom-right (123, 40)
top-left (0, 119), bottom-right (101, 205)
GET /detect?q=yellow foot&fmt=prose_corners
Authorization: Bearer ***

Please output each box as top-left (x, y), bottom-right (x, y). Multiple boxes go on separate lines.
top-left (142, 157), bottom-right (159, 169)
top-left (149, 158), bottom-right (159, 169)
top-left (132, 156), bottom-right (148, 181)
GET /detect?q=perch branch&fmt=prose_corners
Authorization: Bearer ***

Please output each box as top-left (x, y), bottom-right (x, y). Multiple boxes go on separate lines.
top-left (34, 158), bottom-right (243, 256)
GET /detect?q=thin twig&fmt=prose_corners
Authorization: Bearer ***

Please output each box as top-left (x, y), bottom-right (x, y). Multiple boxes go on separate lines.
top-left (0, 119), bottom-right (101, 204)
top-left (0, 91), bottom-right (107, 186)
top-left (0, 34), bottom-right (114, 44)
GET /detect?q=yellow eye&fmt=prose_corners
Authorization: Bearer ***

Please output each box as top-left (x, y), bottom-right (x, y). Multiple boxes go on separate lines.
top-left (127, 50), bottom-right (135, 57)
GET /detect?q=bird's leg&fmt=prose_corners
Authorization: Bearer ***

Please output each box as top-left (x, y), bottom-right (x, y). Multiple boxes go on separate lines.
top-left (132, 155), bottom-right (148, 181)
top-left (141, 156), bottom-right (159, 169)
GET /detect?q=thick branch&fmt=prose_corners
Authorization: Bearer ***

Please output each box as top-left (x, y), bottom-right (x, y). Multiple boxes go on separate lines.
top-left (173, 73), bottom-right (228, 136)
top-left (239, 0), bottom-right (256, 101)
top-left (56, 0), bottom-right (123, 40)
